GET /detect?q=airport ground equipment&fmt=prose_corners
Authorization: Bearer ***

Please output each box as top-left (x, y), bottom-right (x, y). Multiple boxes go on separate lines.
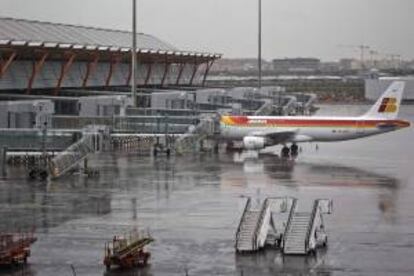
top-left (235, 197), bottom-right (297, 253)
top-left (103, 229), bottom-right (154, 270)
top-left (48, 126), bottom-right (107, 179)
top-left (234, 198), bottom-right (270, 252)
top-left (0, 129), bottom-right (76, 152)
top-left (282, 212), bottom-right (311, 254)
top-left (0, 230), bottom-right (37, 265)
top-left (235, 197), bottom-right (332, 255)
top-left (153, 140), bottom-right (171, 157)
top-left (174, 114), bottom-right (217, 154)
top-left (283, 199), bottom-right (332, 255)
top-left (295, 93), bottom-right (318, 115)
top-left (253, 96), bottom-right (299, 116)
top-left (51, 115), bottom-right (197, 134)
top-left (0, 100), bottom-right (54, 129)
top-left (254, 99), bottom-right (274, 116)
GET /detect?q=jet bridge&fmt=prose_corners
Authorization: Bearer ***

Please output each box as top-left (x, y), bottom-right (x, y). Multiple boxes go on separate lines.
top-left (235, 197), bottom-right (333, 255)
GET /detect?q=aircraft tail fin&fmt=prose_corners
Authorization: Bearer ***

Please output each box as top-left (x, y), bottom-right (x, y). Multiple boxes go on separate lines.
top-left (362, 81), bottom-right (405, 119)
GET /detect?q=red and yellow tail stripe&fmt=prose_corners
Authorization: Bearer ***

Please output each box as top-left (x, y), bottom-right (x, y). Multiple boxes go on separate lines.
top-left (378, 97), bottom-right (397, 113)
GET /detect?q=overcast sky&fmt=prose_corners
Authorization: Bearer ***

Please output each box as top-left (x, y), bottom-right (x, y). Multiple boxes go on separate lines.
top-left (1, 0), bottom-right (413, 61)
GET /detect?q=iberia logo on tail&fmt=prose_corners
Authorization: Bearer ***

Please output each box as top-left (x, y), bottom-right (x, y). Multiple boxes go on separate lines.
top-left (378, 97), bottom-right (397, 113)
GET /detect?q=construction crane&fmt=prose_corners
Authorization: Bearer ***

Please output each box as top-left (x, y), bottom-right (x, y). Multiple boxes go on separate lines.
top-left (338, 44), bottom-right (370, 69)
top-left (369, 50), bottom-right (379, 68)
top-left (387, 54), bottom-right (402, 69)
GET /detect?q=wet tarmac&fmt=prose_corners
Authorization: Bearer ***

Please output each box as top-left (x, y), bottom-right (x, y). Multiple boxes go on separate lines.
top-left (0, 105), bottom-right (413, 276)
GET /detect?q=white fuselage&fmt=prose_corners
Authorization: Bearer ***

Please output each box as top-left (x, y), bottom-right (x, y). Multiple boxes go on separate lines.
top-left (220, 115), bottom-right (409, 143)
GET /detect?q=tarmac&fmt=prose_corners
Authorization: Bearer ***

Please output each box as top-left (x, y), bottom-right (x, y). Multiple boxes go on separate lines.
top-left (0, 105), bottom-right (413, 276)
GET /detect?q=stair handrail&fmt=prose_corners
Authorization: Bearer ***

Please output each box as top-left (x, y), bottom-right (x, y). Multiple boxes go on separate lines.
top-left (254, 99), bottom-right (273, 116)
top-left (304, 199), bottom-right (320, 252)
top-left (282, 198), bottom-right (297, 250)
top-left (49, 131), bottom-right (97, 179)
top-left (252, 198), bottom-right (270, 250)
top-left (174, 118), bottom-right (213, 154)
top-left (235, 197), bottom-right (252, 250)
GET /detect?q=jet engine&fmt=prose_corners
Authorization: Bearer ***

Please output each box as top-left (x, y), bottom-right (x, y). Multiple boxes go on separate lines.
top-left (243, 136), bottom-right (266, 150)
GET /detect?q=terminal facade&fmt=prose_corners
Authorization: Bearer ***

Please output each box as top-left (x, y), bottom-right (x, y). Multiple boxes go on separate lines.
top-left (0, 17), bottom-right (220, 93)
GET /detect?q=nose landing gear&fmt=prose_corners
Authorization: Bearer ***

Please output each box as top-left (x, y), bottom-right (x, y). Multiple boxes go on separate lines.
top-left (281, 145), bottom-right (290, 158)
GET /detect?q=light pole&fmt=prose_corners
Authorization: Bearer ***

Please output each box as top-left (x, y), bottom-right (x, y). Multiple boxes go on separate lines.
top-left (258, 0), bottom-right (262, 89)
top-left (131, 0), bottom-right (137, 107)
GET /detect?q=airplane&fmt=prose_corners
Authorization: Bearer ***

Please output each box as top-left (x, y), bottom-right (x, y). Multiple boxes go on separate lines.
top-left (219, 81), bottom-right (410, 155)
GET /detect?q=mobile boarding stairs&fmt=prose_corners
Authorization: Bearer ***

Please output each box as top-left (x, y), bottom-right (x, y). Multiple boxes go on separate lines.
top-left (235, 197), bottom-right (333, 255)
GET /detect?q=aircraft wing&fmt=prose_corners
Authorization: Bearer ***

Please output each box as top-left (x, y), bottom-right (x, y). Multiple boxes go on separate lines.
top-left (248, 129), bottom-right (297, 144)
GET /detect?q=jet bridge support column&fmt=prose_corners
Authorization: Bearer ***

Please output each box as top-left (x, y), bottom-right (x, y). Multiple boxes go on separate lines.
top-left (1, 147), bottom-right (7, 177)
top-left (144, 63), bottom-right (153, 86)
top-left (105, 54), bottom-right (121, 87)
top-left (189, 62), bottom-right (200, 86)
top-left (83, 52), bottom-right (99, 87)
top-left (161, 62), bottom-right (171, 87)
top-left (0, 50), bottom-right (17, 78)
top-left (175, 63), bottom-right (185, 86)
top-left (54, 51), bottom-right (76, 95)
top-left (202, 60), bottom-right (215, 86)
top-left (27, 51), bottom-right (49, 94)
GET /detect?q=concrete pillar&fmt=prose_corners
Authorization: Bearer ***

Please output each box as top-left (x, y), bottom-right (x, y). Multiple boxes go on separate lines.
top-left (83, 158), bottom-right (88, 171)
top-left (199, 140), bottom-right (204, 152)
top-left (214, 141), bottom-right (220, 154)
top-left (2, 147), bottom-right (7, 177)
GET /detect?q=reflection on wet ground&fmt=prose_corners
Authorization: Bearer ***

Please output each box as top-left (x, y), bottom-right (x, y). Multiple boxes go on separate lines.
top-left (235, 248), bottom-right (330, 275)
top-left (0, 106), bottom-right (413, 275)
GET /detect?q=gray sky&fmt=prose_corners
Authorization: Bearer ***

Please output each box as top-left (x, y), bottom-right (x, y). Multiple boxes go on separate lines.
top-left (1, 0), bottom-right (413, 61)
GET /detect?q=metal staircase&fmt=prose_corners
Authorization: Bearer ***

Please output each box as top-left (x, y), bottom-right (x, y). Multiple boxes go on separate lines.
top-left (235, 197), bottom-right (332, 255)
top-left (283, 199), bottom-right (333, 255)
top-left (283, 212), bottom-right (311, 254)
top-left (254, 99), bottom-right (273, 116)
top-left (48, 126), bottom-right (107, 179)
top-left (235, 198), bottom-right (271, 252)
top-left (174, 115), bottom-right (216, 154)
top-left (236, 210), bottom-right (261, 252)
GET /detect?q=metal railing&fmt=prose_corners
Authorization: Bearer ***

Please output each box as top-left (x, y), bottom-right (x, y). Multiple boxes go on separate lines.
top-left (174, 117), bottom-right (215, 154)
top-left (252, 198), bottom-right (270, 251)
top-left (49, 132), bottom-right (97, 179)
top-left (51, 115), bottom-right (198, 134)
top-left (126, 107), bottom-right (200, 117)
top-left (0, 129), bottom-right (76, 151)
top-left (304, 198), bottom-right (333, 252)
top-left (304, 200), bottom-right (320, 253)
top-left (235, 197), bottom-right (252, 251)
top-left (282, 198), bottom-right (297, 250)
top-left (254, 99), bottom-right (273, 116)
top-left (51, 116), bottom-right (113, 129)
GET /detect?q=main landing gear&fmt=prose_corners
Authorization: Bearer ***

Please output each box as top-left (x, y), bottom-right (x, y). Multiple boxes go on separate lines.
top-left (290, 143), bottom-right (299, 157)
top-left (281, 143), bottom-right (299, 158)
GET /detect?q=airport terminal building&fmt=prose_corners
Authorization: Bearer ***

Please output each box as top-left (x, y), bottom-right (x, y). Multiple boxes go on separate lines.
top-left (0, 17), bottom-right (220, 93)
